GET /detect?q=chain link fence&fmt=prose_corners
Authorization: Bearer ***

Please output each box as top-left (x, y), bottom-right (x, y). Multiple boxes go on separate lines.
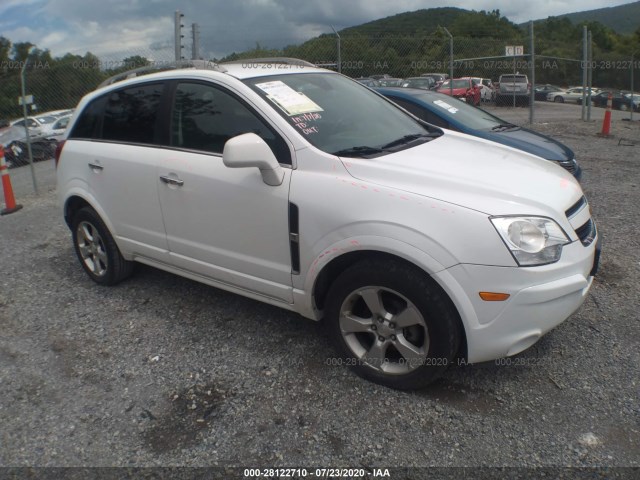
top-left (1, 29), bottom-right (637, 180)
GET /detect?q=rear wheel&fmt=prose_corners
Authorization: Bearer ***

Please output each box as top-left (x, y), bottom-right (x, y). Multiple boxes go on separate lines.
top-left (325, 259), bottom-right (461, 390)
top-left (71, 207), bottom-right (133, 285)
top-left (554, 96), bottom-right (564, 103)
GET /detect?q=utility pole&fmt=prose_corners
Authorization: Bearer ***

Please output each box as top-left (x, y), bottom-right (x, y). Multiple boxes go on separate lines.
top-left (192, 23), bottom-right (200, 60)
top-left (587, 31), bottom-right (593, 121)
top-left (174, 10), bottom-right (185, 61)
top-left (529, 21), bottom-right (535, 124)
top-left (581, 25), bottom-right (587, 121)
top-left (442, 27), bottom-right (453, 97)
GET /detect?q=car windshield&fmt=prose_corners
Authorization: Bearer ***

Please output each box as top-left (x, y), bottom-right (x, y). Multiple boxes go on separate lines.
top-left (403, 78), bottom-right (432, 88)
top-left (440, 79), bottom-right (469, 89)
top-left (36, 115), bottom-right (57, 124)
top-left (245, 73), bottom-right (439, 157)
top-left (410, 92), bottom-right (513, 131)
top-left (501, 76), bottom-right (527, 83)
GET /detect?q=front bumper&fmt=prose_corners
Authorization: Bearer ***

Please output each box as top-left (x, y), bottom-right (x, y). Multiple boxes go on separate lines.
top-left (434, 235), bottom-right (599, 363)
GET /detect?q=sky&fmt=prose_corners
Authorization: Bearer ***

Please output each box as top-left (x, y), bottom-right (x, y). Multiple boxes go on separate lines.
top-left (0, 0), bottom-right (638, 61)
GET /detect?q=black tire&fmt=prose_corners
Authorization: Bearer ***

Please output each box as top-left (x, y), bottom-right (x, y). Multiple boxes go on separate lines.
top-left (324, 259), bottom-right (461, 390)
top-left (554, 96), bottom-right (564, 103)
top-left (71, 207), bottom-right (133, 285)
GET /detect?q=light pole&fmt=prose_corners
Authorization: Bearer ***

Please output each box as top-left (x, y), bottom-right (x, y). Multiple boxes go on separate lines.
top-left (20, 46), bottom-right (38, 195)
top-left (631, 51), bottom-right (636, 122)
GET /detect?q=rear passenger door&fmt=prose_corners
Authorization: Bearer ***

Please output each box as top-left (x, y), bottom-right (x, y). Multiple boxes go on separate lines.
top-left (156, 81), bottom-right (294, 302)
top-left (68, 82), bottom-right (170, 261)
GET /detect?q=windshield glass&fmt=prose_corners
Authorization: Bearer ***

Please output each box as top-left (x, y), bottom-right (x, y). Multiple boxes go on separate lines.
top-left (411, 92), bottom-right (510, 130)
top-left (439, 79), bottom-right (469, 90)
top-left (500, 76), bottom-right (527, 83)
top-left (245, 73), bottom-right (437, 156)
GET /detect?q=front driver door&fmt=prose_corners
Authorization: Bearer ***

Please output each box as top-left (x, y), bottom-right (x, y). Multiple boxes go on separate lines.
top-left (157, 81), bottom-right (294, 303)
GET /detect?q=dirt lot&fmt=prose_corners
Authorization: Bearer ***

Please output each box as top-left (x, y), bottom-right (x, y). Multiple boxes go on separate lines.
top-left (1, 112), bottom-right (639, 478)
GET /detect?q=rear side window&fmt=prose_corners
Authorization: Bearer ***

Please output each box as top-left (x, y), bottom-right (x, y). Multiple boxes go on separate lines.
top-left (69, 97), bottom-right (105, 139)
top-left (102, 83), bottom-right (164, 144)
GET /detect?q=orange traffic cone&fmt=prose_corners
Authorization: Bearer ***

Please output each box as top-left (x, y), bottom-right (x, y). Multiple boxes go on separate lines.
top-left (600, 92), bottom-right (612, 137)
top-left (1, 145), bottom-right (23, 215)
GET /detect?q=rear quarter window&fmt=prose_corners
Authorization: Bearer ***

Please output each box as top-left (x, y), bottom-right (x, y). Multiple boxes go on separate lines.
top-left (69, 83), bottom-right (164, 143)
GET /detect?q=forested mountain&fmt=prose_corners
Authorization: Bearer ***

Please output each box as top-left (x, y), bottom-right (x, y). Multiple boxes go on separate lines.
top-left (556, 1), bottom-right (640, 35)
top-left (2, 5), bottom-right (640, 120)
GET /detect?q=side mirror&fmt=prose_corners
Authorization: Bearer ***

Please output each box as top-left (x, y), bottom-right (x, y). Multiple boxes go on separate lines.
top-left (223, 133), bottom-right (285, 186)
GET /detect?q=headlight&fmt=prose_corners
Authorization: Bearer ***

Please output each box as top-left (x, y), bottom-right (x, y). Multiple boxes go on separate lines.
top-left (491, 216), bottom-right (570, 266)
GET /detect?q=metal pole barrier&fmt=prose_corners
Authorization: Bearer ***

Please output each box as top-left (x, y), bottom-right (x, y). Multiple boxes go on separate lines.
top-left (331, 26), bottom-right (341, 74)
top-left (587, 31), bottom-right (592, 121)
top-left (529, 21), bottom-right (535, 124)
top-left (20, 54), bottom-right (38, 195)
top-left (631, 52), bottom-right (635, 122)
top-left (581, 26), bottom-right (587, 121)
top-left (443, 27), bottom-right (453, 97)
top-left (512, 51), bottom-right (516, 108)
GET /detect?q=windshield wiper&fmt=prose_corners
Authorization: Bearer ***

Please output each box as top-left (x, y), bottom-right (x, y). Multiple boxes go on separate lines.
top-left (380, 133), bottom-right (437, 150)
top-left (332, 146), bottom-right (385, 157)
top-left (491, 123), bottom-right (519, 132)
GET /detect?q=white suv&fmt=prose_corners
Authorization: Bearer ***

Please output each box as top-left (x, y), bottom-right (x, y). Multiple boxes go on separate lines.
top-left (56, 59), bottom-right (600, 390)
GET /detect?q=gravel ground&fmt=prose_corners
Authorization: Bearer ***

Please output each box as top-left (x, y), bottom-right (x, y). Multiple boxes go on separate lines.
top-left (1, 115), bottom-right (639, 478)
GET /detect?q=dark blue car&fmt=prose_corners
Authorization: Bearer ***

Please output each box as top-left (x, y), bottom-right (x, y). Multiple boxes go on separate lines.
top-left (376, 87), bottom-right (582, 180)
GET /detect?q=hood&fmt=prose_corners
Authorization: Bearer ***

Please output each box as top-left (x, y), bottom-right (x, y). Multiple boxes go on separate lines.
top-left (481, 126), bottom-right (574, 162)
top-left (341, 130), bottom-right (582, 216)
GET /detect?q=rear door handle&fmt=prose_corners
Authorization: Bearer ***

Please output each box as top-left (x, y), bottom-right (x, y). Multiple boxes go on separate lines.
top-left (88, 162), bottom-right (103, 172)
top-left (160, 175), bottom-right (184, 187)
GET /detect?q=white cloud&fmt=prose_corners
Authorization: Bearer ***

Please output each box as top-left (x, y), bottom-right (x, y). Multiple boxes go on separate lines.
top-left (5, 0), bottom-right (639, 59)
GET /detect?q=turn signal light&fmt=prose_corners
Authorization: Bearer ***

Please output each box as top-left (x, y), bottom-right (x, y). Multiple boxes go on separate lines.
top-left (479, 292), bottom-right (510, 301)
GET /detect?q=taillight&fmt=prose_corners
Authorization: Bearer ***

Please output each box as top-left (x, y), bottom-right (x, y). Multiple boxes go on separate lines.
top-left (54, 140), bottom-right (65, 167)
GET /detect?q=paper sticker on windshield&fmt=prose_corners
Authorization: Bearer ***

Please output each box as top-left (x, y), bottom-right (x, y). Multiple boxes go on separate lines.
top-left (433, 99), bottom-right (458, 114)
top-left (256, 80), bottom-right (323, 116)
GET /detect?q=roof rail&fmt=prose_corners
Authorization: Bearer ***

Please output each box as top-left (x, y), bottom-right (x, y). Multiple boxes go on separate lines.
top-left (98, 59), bottom-right (226, 88)
top-left (220, 57), bottom-right (316, 67)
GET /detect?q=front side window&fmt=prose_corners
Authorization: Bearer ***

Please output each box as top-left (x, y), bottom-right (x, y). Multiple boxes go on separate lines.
top-left (245, 73), bottom-right (440, 157)
top-left (102, 83), bottom-right (164, 144)
top-left (171, 82), bottom-right (290, 164)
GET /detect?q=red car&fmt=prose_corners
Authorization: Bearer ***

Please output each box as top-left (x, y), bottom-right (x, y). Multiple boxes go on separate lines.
top-left (436, 77), bottom-right (481, 106)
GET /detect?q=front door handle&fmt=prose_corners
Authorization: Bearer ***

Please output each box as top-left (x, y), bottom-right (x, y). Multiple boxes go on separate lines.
top-left (159, 175), bottom-right (184, 187)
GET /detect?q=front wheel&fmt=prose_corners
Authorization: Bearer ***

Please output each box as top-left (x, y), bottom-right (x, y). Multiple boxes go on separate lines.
top-left (554, 96), bottom-right (564, 103)
top-left (71, 207), bottom-right (133, 285)
top-left (324, 259), bottom-right (461, 390)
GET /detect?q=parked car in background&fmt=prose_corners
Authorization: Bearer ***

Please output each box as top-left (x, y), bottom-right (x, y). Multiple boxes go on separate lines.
top-left (546, 87), bottom-right (600, 104)
top-left (496, 74), bottom-right (530, 106)
top-left (10, 116), bottom-right (44, 137)
top-left (401, 76), bottom-right (435, 90)
top-left (625, 93), bottom-right (640, 111)
top-left (377, 87), bottom-right (582, 180)
top-left (590, 91), bottom-right (640, 111)
top-left (56, 59), bottom-right (599, 390)
top-left (421, 73), bottom-right (449, 88)
top-left (436, 78), bottom-right (481, 106)
top-left (471, 77), bottom-right (495, 102)
top-left (355, 77), bottom-right (381, 87)
top-left (534, 84), bottom-right (563, 101)
top-left (0, 124), bottom-right (56, 168)
top-left (47, 115), bottom-right (72, 142)
top-left (377, 77), bottom-right (403, 87)
top-left (35, 109), bottom-right (75, 135)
